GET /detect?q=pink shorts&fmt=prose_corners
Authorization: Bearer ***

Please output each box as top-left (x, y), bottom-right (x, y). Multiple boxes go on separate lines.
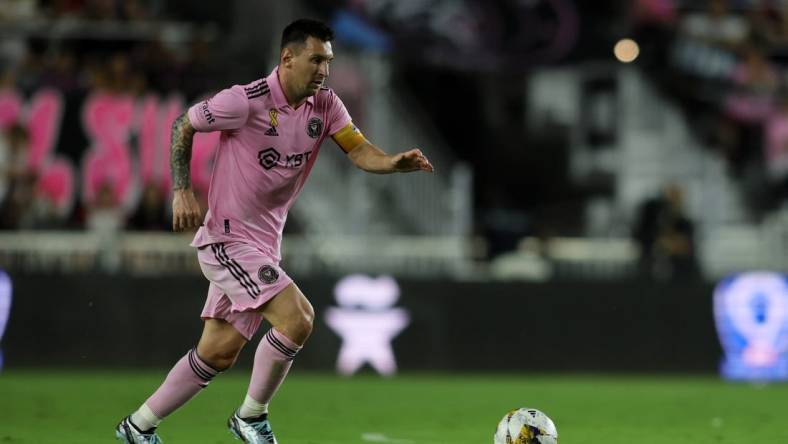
top-left (197, 241), bottom-right (293, 339)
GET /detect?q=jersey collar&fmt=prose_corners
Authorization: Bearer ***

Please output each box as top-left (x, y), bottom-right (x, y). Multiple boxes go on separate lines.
top-left (267, 66), bottom-right (315, 110)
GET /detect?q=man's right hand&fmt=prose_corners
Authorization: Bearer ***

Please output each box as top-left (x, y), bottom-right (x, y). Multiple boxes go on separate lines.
top-left (172, 188), bottom-right (203, 232)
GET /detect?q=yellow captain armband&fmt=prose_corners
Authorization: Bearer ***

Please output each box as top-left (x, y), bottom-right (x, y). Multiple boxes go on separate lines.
top-left (331, 122), bottom-right (367, 153)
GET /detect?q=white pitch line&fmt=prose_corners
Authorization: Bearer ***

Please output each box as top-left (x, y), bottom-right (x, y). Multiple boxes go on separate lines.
top-left (361, 432), bottom-right (415, 444)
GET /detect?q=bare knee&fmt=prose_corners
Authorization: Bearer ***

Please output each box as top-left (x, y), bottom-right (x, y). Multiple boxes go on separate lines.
top-left (298, 301), bottom-right (315, 340)
top-left (280, 301), bottom-right (314, 346)
top-left (196, 319), bottom-right (248, 370)
top-left (196, 344), bottom-right (242, 371)
top-left (261, 284), bottom-right (315, 346)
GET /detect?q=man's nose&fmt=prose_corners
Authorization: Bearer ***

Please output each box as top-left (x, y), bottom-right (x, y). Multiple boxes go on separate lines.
top-left (319, 61), bottom-right (329, 77)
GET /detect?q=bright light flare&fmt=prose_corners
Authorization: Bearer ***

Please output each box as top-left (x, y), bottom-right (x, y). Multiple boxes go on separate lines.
top-left (614, 38), bottom-right (639, 63)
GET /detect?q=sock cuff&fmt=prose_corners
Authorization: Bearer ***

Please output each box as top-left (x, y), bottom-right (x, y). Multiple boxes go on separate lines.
top-left (188, 348), bottom-right (220, 383)
top-left (137, 403), bottom-right (162, 428)
top-left (240, 394), bottom-right (269, 416)
top-left (264, 328), bottom-right (301, 361)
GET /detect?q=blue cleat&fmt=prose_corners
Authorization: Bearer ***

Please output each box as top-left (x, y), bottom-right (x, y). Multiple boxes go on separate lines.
top-left (228, 411), bottom-right (278, 444)
top-left (115, 416), bottom-right (163, 444)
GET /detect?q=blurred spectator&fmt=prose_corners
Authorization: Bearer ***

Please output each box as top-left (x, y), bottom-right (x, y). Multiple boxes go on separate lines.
top-left (725, 44), bottom-right (779, 124)
top-left (40, 50), bottom-right (81, 93)
top-left (0, 171), bottom-right (36, 229)
top-left (20, 185), bottom-right (62, 229)
top-left (0, 124), bottom-right (29, 203)
top-left (745, 0), bottom-right (783, 47)
top-left (84, 0), bottom-right (121, 21)
top-left (0, 144), bottom-right (60, 229)
top-left (680, 0), bottom-right (749, 48)
top-left (633, 184), bottom-right (699, 281)
top-left (121, 0), bottom-right (149, 21)
top-left (128, 183), bottom-right (168, 231)
top-left (0, 124), bottom-right (48, 229)
top-left (86, 180), bottom-right (123, 231)
top-left (42, 0), bottom-right (88, 19)
top-left (633, 0), bottom-right (677, 26)
top-left (106, 52), bottom-right (134, 94)
top-left (176, 37), bottom-right (222, 99)
top-left (480, 189), bottom-right (532, 259)
top-left (86, 180), bottom-right (123, 269)
top-left (14, 41), bottom-right (47, 95)
top-left (764, 91), bottom-right (788, 199)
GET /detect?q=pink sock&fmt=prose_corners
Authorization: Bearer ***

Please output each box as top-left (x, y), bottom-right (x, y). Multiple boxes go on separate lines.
top-left (145, 348), bottom-right (220, 418)
top-left (246, 329), bottom-right (301, 407)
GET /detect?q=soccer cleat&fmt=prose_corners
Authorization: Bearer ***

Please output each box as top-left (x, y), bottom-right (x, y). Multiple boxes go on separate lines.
top-left (228, 411), bottom-right (278, 444)
top-left (115, 416), bottom-right (163, 444)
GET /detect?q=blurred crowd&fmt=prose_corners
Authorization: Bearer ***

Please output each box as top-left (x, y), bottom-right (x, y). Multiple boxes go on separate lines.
top-left (1, 27), bottom-right (219, 98)
top-left (0, 0), bottom-right (229, 232)
top-left (0, 0), bottom-right (152, 22)
top-left (0, 120), bottom-right (172, 231)
top-left (0, 0), bottom-right (784, 283)
top-left (637, 0), bottom-right (788, 216)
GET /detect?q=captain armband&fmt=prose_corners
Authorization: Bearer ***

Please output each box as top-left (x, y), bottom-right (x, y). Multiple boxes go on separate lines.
top-left (331, 122), bottom-right (367, 153)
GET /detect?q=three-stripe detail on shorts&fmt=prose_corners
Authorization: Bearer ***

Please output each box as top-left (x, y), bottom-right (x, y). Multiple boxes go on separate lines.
top-left (187, 348), bottom-right (218, 388)
top-left (211, 243), bottom-right (261, 299)
top-left (265, 330), bottom-right (298, 361)
top-left (245, 80), bottom-right (269, 99)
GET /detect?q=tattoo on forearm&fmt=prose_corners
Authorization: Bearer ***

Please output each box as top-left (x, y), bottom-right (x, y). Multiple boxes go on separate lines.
top-left (170, 112), bottom-right (196, 190)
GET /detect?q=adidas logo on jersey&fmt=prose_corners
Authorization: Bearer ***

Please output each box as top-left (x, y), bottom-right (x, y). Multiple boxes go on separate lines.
top-left (265, 126), bottom-right (278, 136)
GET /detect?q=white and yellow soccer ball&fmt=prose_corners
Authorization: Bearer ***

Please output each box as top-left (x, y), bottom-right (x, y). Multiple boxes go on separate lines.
top-left (493, 408), bottom-right (558, 444)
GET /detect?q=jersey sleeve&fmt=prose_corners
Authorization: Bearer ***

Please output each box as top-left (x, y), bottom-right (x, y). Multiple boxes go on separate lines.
top-left (325, 89), bottom-right (353, 136)
top-left (187, 85), bottom-right (249, 132)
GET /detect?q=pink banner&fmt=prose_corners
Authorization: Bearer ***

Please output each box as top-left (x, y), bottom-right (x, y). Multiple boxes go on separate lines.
top-left (2, 88), bottom-right (221, 221)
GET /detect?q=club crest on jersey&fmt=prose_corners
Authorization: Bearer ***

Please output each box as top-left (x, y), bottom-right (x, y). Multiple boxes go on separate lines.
top-left (258, 265), bottom-right (279, 284)
top-left (307, 117), bottom-right (323, 139)
top-left (265, 108), bottom-right (279, 136)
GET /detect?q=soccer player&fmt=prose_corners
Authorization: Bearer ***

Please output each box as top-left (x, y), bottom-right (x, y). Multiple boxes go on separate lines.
top-left (115, 18), bottom-right (433, 444)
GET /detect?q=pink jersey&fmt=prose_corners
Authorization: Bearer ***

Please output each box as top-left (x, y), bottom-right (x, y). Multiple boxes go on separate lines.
top-left (187, 67), bottom-right (352, 259)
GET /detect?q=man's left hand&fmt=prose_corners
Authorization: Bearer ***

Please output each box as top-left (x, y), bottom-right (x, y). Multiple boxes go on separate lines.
top-left (392, 149), bottom-right (434, 173)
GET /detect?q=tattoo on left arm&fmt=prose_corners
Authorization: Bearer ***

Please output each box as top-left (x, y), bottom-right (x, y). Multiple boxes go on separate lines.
top-left (170, 112), bottom-right (197, 190)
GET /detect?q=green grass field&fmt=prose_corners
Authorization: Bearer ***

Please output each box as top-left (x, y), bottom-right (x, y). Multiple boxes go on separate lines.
top-left (0, 370), bottom-right (786, 443)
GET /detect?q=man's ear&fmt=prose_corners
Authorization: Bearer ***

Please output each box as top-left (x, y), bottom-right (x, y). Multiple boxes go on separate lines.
top-left (281, 47), bottom-right (295, 68)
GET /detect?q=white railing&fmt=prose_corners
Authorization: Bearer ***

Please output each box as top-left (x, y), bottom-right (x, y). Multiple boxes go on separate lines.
top-left (0, 231), bottom-right (476, 277)
top-left (700, 209), bottom-right (788, 277)
top-left (2, 226), bottom-right (784, 279)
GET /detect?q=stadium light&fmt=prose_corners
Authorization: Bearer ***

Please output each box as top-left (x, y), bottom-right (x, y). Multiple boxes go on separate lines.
top-left (614, 38), bottom-right (639, 63)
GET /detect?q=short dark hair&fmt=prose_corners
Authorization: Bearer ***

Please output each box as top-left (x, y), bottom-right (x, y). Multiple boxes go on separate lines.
top-left (281, 19), bottom-right (335, 50)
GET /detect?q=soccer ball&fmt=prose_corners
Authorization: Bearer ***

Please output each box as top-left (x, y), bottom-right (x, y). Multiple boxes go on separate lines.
top-left (493, 408), bottom-right (558, 444)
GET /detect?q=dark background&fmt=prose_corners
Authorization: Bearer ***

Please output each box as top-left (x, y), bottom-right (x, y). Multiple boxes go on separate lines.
top-left (4, 274), bottom-right (719, 372)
